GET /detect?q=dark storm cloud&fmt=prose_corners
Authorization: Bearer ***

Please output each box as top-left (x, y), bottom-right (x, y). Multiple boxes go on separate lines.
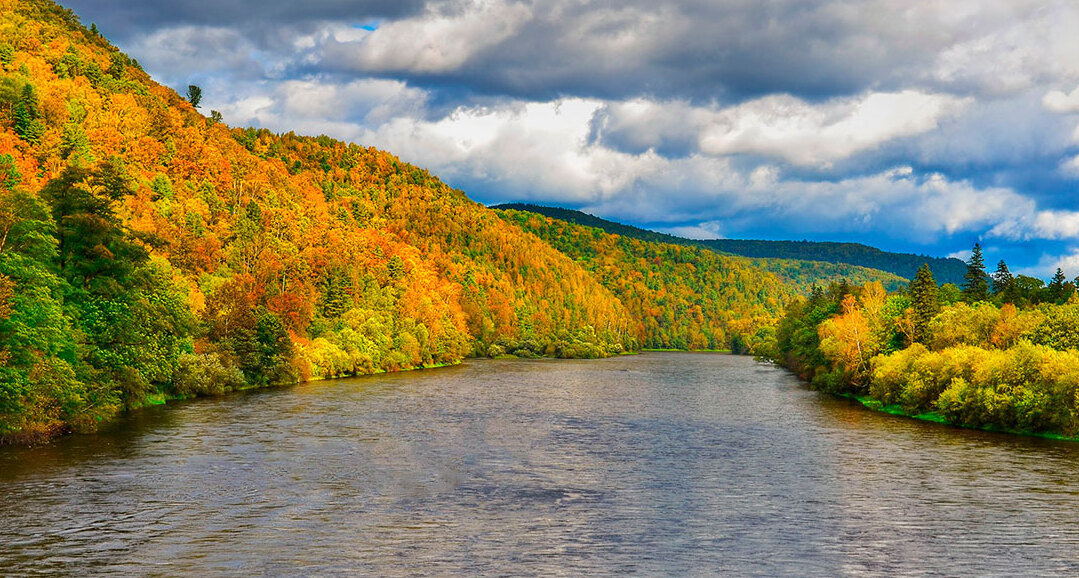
top-left (65, 0), bottom-right (1069, 106)
top-left (64, 0), bottom-right (426, 42)
top-left (319, 0), bottom-right (952, 104)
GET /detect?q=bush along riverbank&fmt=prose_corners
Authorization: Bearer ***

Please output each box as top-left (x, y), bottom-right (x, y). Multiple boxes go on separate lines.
top-left (763, 252), bottom-right (1079, 440)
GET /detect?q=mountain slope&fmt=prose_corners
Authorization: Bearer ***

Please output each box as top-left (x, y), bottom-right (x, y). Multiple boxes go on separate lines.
top-left (0, 0), bottom-right (649, 440)
top-left (495, 203), bottom-right (963, 285)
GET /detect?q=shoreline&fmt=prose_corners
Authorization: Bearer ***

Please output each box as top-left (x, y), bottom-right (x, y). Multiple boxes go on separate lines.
top-left (1, 359), bottom-right (466, 447)
top-left (3, 349), bottom-right (744, 446)
top-left (836, 392), bottom-right (1079, 443)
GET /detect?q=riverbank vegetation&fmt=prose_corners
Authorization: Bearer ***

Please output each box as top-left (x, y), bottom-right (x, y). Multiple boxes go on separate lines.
top-left (767, 244), bottom-right (1079, 437)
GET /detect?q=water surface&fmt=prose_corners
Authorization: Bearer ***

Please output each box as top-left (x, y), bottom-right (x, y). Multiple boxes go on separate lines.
top-left (3, 353), bottom-right (1079, 575)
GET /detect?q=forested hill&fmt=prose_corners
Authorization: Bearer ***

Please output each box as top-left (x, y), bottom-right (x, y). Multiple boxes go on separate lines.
top-left (0, 0), bottom-right (798, 442)
top-left (495, 204), bottom-right (909, 292)
top-left (494, 203), bottom-right (966, 284)
top-left (498, 208), bottom-right (798, 353)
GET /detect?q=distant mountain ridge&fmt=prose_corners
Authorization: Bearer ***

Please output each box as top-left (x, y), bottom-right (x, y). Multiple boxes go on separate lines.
top-left (493, 203), bottom-right (967, 285)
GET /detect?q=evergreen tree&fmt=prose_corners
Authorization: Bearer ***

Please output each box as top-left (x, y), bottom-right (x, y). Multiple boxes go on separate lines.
top-left (107, 52), bottom-right (126, 80)
top-left (13, 84), bottom-right (45, 144)
top-left (909, 263), bottom-right (939, 343)
top-left (991, 260), bottom-right (1018, 303)
top-left (186, 84), bottom-right (202, 108)
top-left (0, 44), bottom-right (13, 67)
top-left (961, 243), bottom-right (989, 302)
top-left (1047, 268), bottom-right (1068, 304)
top-left (0, 154), bottom-right (19, 191)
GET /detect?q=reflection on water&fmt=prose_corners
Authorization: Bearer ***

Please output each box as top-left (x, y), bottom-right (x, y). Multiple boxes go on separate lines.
top-left (3, 353), bottom-right (1079, 575)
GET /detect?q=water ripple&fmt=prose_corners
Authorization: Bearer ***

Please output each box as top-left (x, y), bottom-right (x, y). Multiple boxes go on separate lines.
top-left (4, 354), bottom-right (1079, 575)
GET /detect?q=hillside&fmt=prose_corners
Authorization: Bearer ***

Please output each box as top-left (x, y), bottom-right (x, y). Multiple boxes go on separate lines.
top-left (499, 209), bottom-right (798, 352)
top-left (0, 0), bottom-right (798, 442)
top-left (0, 0), bottom-right (644, 440)
top-left (495, 203), bottom-right (962, 285)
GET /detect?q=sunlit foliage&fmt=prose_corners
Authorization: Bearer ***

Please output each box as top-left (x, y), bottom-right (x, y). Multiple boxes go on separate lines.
top-left (770, 264), bottom-right (1079, 436)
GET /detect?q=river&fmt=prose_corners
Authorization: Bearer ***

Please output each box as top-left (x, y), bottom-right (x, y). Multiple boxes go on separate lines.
top-left (3, 353), bottom-right (1079, 575)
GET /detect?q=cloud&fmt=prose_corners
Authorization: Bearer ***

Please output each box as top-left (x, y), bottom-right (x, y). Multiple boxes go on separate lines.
top-left (589, 91), bottom-right (969, 167)
top-left (588, 99), bottom-right (708, 157)
top-left (361, 98), bottom-right (677, 203)
top-left (1044, 86), bottom-right (1079, 113)
top-left (71, 0), bottom-right (1079, 104)
top-left (214, 78), bottom-right (428, 140)
top-left (198, 75), bottom-right (1076, 249)
top-left (64, 0), bottom-right (426, 42)
top-left (697, 91), bottom-right (969, 166)
top-left (323, 0), bottom-right (532, 74)
top-left (989, 209), bottom-right (1079, 241)
top-left (82, 0), bottom-right (1073, 104)
top-left (357, 97), bottom-right (1042, 242)
top-left (657, 221), bottom-right (725, 240)
top-left (121, 26), bottom-right (267, 83)
top-left (932, 3), bottom-right (1079, 95)
top-left (1017, 249), bottom-right (1079, 278)
top-left (1060, 155), bottom-right (1079, 178)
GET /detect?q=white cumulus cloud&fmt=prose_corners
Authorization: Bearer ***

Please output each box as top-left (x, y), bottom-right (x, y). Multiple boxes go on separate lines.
top-left (698, 91), bottom-right (969, 167)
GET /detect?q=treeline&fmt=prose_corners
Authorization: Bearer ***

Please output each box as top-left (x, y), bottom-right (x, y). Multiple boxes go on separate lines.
top-left (699, 239), bottom-right (965, 285)
top-left (495, 203), bottom-right (958, 285)
top-left (768, 243), bottom-right (1079, 436)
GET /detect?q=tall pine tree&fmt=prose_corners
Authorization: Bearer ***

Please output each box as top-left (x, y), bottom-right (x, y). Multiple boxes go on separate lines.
top-left (1047, 268), bottom-right (1068, 304)
top-left (991, 259), bottom-right (1017, 303)
top-left (961, 243), bottom-right (989, 303)
top-left (909, 263), bottom-right (939, 343)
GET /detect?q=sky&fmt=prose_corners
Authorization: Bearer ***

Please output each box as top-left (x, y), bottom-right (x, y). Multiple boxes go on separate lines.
top-left (62, 0), bottom-right (1079, 278)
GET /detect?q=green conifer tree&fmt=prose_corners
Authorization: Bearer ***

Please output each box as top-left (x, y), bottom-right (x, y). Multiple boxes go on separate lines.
top-left (186, 84), bottom-right (202, 108)
top-left (909, 263), bottom-right (939, 343)
top-left (961, 243), bottom-right (989, 303)
top-left (991, 259), bottom-right (1018, 303)
top-left (1047, 268), bottom-right (1068, 304)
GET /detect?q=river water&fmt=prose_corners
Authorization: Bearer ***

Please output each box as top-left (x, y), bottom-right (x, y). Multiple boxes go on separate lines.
top-left (3, 353), bottom-right (1079, 576)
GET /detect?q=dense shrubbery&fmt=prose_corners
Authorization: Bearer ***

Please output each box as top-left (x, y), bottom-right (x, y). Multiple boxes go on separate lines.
top-left (770, 268), bottom-right (1079, 436)
top-left (170, 353), bottom-right (244, 398)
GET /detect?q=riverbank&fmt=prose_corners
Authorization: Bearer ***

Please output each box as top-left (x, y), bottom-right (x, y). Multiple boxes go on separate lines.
top-left (0, 359), bottom-right (466, 447)
top-left (7, 346), bottom-right (706, 446)
top-left (838, 392), bottom-right (1079, 443)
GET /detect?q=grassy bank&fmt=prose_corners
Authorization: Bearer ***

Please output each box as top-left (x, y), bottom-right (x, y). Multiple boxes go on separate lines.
top-left (837, 392), bottom-right (1079, 443)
